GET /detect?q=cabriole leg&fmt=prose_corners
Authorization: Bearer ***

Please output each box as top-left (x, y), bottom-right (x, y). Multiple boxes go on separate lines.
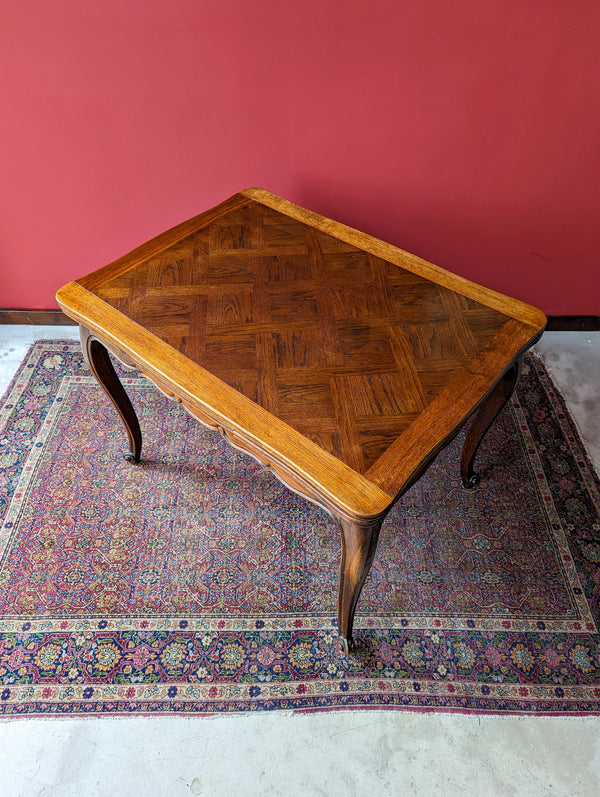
top-left (460, 359), bottom-right (521, 488)
top-left (80, 326), bottom-right (142, 463)
top-left (337, 515), bottom-right (384, 654)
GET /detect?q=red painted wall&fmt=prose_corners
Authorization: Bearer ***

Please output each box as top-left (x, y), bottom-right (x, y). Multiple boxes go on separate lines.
top-left (1, 0), bottom-right (598, 314)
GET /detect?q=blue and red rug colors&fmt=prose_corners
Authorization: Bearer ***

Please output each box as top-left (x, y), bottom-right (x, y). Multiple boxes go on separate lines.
top-left (0, 340), bottom-right (599, 716)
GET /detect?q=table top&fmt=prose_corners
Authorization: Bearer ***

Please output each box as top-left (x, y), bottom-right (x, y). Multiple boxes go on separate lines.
top-left (57, 188), bottom-right (546, 519)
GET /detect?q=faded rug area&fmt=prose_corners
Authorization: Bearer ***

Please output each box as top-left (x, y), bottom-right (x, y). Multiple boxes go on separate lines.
top-left (1, 340), bottom-right (599, 716)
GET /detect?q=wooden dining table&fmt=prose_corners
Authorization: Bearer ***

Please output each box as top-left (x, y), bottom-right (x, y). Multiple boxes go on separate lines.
top-left (56, 188), bottom-right (546, 653)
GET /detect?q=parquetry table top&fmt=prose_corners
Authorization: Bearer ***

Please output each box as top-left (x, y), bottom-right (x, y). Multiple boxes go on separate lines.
top-left (57, 188), bottom-right (545, 518)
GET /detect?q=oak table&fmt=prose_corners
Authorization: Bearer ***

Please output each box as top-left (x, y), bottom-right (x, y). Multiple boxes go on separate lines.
top-left (56, 188), bottom-right (546, 654)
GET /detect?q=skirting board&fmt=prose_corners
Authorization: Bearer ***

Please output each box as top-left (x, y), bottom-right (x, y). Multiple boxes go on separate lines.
top-left (0, 309), bottom-right (599, 331)
top-left (545, 316), bottom-right (600, 331)
top-left (0, 310), bottom-right (77, 325)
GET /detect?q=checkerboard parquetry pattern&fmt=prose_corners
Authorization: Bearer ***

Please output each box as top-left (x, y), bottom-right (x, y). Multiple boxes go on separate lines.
top-left (95, 202), bottom-right (509, 474)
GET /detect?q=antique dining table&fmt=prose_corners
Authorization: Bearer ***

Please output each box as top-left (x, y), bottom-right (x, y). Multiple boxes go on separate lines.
top-left (56, 188), bottom-right (546, 653)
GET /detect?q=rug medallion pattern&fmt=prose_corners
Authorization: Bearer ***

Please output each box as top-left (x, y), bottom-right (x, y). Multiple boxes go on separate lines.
top-left (0, 341), bottom-right (599, 715)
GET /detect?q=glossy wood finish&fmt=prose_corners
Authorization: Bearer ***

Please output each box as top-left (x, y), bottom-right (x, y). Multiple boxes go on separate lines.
top-left (0, 308), bottom-right (588, 329)
top-left (56, 188), bottom-right (546, 653)
top-left (80, 326), bottom-right (142, 463)
top-left (338, 516), bottom-right (383, 654)
top-left (460, 360), bottom-right (522, 489)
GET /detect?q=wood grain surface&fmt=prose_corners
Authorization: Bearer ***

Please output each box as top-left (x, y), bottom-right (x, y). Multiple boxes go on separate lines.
top-left (56, 188), bottom-right (546, 651)
top-left (59, 189), bottom-right (546, 517)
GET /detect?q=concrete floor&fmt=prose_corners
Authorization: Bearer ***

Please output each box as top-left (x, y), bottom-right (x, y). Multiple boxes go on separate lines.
top-left (0, 325), bottom-right (599, 796)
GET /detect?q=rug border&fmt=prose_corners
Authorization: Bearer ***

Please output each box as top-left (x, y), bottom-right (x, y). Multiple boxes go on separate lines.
top-left (528, 349), bottom-right (600, 492)
top-left (1, 340), bottom-right (599, 718)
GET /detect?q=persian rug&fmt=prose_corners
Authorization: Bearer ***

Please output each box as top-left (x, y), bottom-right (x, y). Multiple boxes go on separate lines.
top-left (1, 340), bottom-right (599, 717)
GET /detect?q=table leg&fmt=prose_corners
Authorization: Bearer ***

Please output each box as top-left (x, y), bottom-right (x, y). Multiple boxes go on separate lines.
top-left (460, 359), bottom-right (521, 488)
top-left (337, 515), bottom-right (384, 654)
top-left (80, 326), bottom-right (142, 463)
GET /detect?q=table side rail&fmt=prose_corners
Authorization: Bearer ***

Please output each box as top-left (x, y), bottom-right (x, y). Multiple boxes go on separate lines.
top-left (242, 188), bottom-right (547, 330)
top-left (56, 281), bottom-right (393, 521)
top-left (76, 194), bottom-right (250, 293)
top-left (365, 319), bottom-right (545, 497)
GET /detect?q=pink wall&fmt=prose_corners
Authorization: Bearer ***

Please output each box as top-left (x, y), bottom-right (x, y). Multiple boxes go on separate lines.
top-left (1, 0), bottom-right (598, 314)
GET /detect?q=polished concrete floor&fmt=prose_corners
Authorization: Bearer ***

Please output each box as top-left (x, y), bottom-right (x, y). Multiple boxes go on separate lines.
top-left (0, 325), bottom-right (599, 796)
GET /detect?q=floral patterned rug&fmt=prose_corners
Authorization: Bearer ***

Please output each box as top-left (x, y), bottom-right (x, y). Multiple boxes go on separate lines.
top-left (1, 340), bottom-right (599, 716)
